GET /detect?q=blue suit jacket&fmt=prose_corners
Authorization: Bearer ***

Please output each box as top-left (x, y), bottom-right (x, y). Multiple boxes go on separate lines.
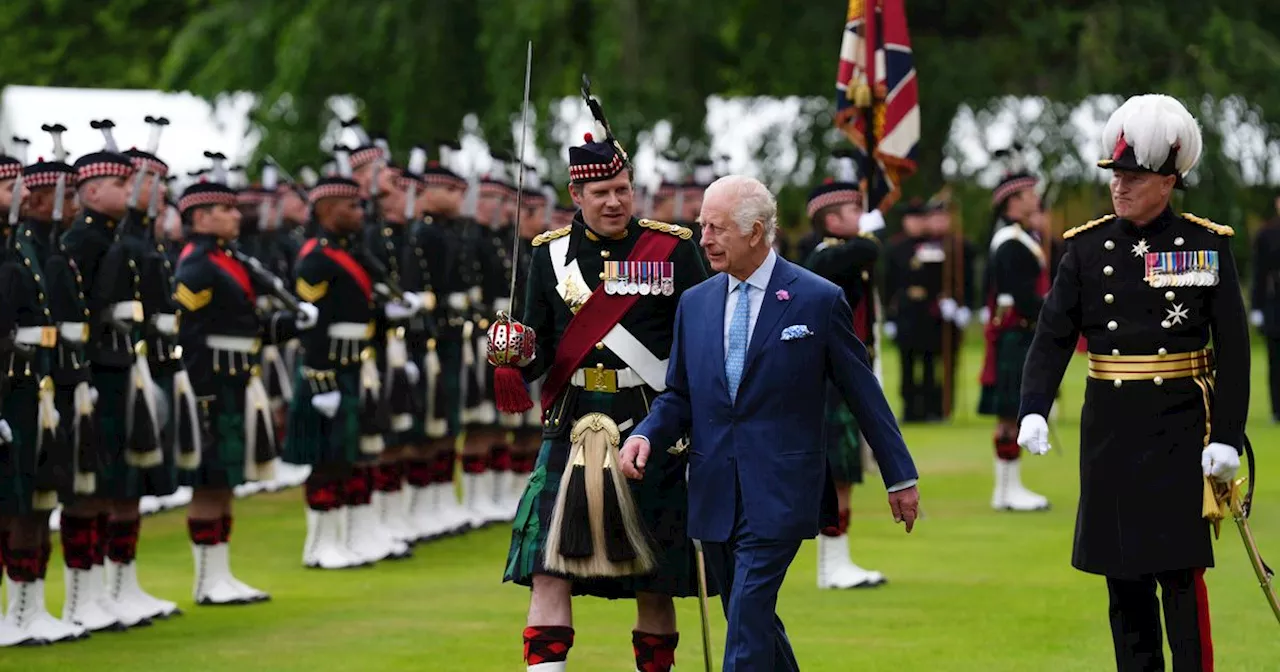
top-left (635, 257), bottom-right (918, 543)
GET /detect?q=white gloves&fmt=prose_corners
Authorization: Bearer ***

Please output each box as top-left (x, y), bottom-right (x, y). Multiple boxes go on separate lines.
top-left (1250, 310), bottom-right (1264, 328)
top-left (385, 293), bottom-right (423, 320)
top-left (0, 419), bottom-right (11, 444)
top-left (883, 321), bottom-right (898, 340)
top-left (954, 307), bottom-right (972, 329)
top-left (979, 306), bottom-right (991, 326)
top-left (858, 209), bottom-right (886, 235)
top-left (295, 302), bottom-right (319, 330)
top-left (310, 390), bottom-right (341, 419)
top-left (1202, 443), bottom-right (1240, 483)
top-left (404, 361), bottom-right (420, 385)
top-left (1017, 413), bottom-right (1051, 455)
top-left (89, 386), bottom-right (100, 407)
top-left (939, 298), bottom-right (958, 321)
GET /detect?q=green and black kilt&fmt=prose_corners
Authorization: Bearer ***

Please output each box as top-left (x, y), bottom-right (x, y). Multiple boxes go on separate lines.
top-left (978, 330), bottom-right (1034, 418)
top-left (504, 388), bottom-right (706, 600)
top-left (180, 373), bottom-right (252, 488)
top-left (91, 366), bottom-right (178, 500)
top-left (1, 375), bottom-right (42, 515)
top-left (384, 340), bottom-right (428, 448)
top-left (824, 383), bottom-right (864, 486)
top-left (434, 338), bottom-right (463, 438)
top-left (284, 366), bottom-right (366, 467)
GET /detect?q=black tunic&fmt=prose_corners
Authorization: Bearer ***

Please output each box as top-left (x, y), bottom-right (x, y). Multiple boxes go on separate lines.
top-left (1019, 208), bottom-right (1249, 577)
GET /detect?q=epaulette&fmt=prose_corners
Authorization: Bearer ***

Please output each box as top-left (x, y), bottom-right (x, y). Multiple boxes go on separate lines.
top-left (1063, 214), bottom-right (1116, 240)
top-left (858, 231), bottom-right (882, 244)
top-left (532, 226), bottom-right (571, 247)
top-left (639, 219), bottom-right (693, 240)
top-left (1181, 213), bottom-right (1234, 237)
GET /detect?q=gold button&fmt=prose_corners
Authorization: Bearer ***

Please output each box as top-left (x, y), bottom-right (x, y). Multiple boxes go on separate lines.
top-left (1104, 293), bottom-right (1114, 304)
top-left (595, 342), bottom-right (605, 350)
top-left (1158, 348), bottom-right (1168, 356)
top-left (1153, 376), bottom-right (1164, 386)
top-left (596, 363), bottom-right (605, 370)
top-left (599, 272), bottom-right (606, 279)
top-left (86, 216), bottom-right (93, 224)
top-left (1174, 237), bottom-right (1184, 246)
top-left (1164, 291), bottom-right (1175, 301)
top-left (1107, 320), bottom-right (1117, 331)
top-left (1112, 349), bottom-right (1120, 356)
top-left (1113, 379), bottom-right (1123, 388)
top-left (1104, 240), bottom-right (1115, 250)
top-left (1103, 265), bottom-right (1113, 276)
top-left (601, 250), bottom-right (610, 258)
top-left (1161, 320), bottom-right (1172, 329)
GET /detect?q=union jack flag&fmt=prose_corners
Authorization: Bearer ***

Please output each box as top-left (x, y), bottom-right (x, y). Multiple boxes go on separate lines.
top-left (835, 0), bottom-right (920, 211)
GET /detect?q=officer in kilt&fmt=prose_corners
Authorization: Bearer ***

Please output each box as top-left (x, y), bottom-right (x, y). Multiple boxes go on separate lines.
top-left (978, 150), bottom-right (1051, 512)
top-left (497, 94), bottom-right (709, 671)
top-left (1018, 94), bottom-right (1248, 672)
top-left (0, 149), bottom-right (86, 645)
top-left (804, 161), bottom-right (888, 590)
top-left (60, 122), bottom-right (175, 629)
top-left (175, 171), bottom-right (319, 602)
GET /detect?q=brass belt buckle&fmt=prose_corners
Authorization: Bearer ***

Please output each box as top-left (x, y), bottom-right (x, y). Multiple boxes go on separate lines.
top-left (40, 326), bottom-right (58, 348)
top-left (584, 366), bottom-right (619, 393)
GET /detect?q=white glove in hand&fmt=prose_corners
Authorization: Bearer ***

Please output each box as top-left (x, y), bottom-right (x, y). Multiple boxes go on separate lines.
top-left (979, 306), bottom-right (991, 326)
top-left (398, 292), bottom-right (424, 314)
top-left (1201, 443), bottom-right (1240, 483)
top-left (1250, 310), bottom-right (1264, 328)
top-left (1017, 414), bottom-right (1051, 455)
top-left (404, 361), bottom-right (420, 385)
top-left (310, 390), bottom-right (341, 419)
top-left (295, 302), bottom-right (320, 330)
top-left (858, 209), bottom-right (886, 235)
top-left (0, 419), bottom-right (11, 444)
top-left (385, 301), bottom-right (416, 320)
top-left (883, 321), bottom-right (898, 340)
top-left (89, 386), bottom-right (100, 406)
top-left (938, 297), bottom-right (958, 320)
top-left (954, 306), bottom-right (972, 329)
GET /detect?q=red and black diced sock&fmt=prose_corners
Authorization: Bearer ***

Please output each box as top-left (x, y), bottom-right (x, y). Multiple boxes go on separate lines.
top-left (461, 454), bottom-right (487, 475)
top-left (95, 511), bottom-right (111, 565)
top-left (512, 454), bottom-right (536, 475)
top-left (489, 445), bottom-right (512, 473)
top-left (4, 546), bottom-right (41, 583)
top-left (305, 478), bottom-right (344, 511)
top-left (39, 538), bottom-right (51, 579)
top-left (633, 631), bottom-right (679, 672)
top-left (107, 518), bottom-right (141, 564)
top-left (820, 509), bottom-right (851, 538)
top-left (373, 463), bottom-right (404, 493)
top-left (345, 468), bottom-right (373, 507)
top-left (188, 518), bottom-right (223, 547)
top-left (405, 460), bottom-right (434, 488)
top-left (524, 625), bottom-right (574, 665)
top-left (221, 515), bottom-right (234, 544)
top-left (995, 432), bottom-right (1021, 461)
top-left (60, 515), bottom-right (97, 570)
top-left (434, 452), bottom-right (457, 484)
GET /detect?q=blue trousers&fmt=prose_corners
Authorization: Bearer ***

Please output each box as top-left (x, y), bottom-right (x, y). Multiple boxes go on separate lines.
top-left (701, 488), bottom-right (803, 672)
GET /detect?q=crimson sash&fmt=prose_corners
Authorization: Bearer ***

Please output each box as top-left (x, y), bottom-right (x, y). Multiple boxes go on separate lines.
top-left (540, 229), bottom-right (681, 411)
top-left (300, 238), bottom-right (373, 300)
top-left (181, 242), bottom-right (256, 302)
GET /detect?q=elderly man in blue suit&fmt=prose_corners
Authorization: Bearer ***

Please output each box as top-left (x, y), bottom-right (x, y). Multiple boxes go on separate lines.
top-left (621, 175), bottom-right (920, 671)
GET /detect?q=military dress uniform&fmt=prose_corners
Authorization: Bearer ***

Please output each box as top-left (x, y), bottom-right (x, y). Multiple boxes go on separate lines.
top-left (1250, 216), bottom-right (1280, 421)
top-left (1019, 95), bottom-right (1247, 672)
top-left (175, 179), bottom-right (308, 604)
top-left (884, 219), bottom-right (946, 422)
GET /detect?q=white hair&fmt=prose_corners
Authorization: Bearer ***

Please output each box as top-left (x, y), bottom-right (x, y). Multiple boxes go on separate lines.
top-left (704, 174), bottom-right (777, 244)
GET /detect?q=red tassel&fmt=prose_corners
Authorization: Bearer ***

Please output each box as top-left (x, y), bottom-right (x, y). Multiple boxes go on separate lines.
top-left (494, 365), bottom-right (533, 414)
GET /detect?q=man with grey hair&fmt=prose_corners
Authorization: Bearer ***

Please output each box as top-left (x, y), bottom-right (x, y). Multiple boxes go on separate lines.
top-left (623, 174), bottom-right (920, 671)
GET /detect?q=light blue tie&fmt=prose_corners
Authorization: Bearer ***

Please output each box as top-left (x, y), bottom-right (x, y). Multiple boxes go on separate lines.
top-left (726, 283), bottom-right (751, 403)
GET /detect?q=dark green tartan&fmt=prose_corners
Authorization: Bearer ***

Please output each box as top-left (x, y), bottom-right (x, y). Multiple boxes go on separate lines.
top-left (824, 383), bottom-right (864, 485)
top-left (978, 330), bottom-right (1034, 418)
top-left (180, 375), bottom-right (250, 488)
top-left (0, 377), bottom-right (40, 515)
top-left (93, 367), bottom-right (178, 500)
top-left (385, 341), bottom-right (428, 447)
top-left (504, 390), bottom-right (704, 599)
top-left (284, 367), bottom-right (365, 466)
top-left (437, 339), bottom-right (463, 437)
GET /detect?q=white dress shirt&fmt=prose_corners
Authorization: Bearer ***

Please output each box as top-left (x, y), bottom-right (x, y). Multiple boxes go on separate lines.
top-left (723, 250), bottom-right (778, 352)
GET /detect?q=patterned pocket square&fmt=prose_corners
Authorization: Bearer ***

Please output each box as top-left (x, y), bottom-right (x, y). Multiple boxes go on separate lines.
top-left (781, 325), bottom-right (813, 341)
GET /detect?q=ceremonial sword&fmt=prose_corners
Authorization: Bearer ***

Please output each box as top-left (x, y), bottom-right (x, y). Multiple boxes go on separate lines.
top-left (1233, 436), bottom-right (1279, 623)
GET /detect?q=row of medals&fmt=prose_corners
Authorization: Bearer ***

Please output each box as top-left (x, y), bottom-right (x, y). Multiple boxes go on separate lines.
top-left (603, 261), bottom-right (675, 296)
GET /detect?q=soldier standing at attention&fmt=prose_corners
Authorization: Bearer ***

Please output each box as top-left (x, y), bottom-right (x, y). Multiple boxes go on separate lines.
top-left (884, 200), bottom-right (942, 422)
top-left (1249, 191), bottom-right (1280, 422)
top-left (498, 88), bottom-right (708, 672)
top-left (1018, 94), bottom-right (1247, 672)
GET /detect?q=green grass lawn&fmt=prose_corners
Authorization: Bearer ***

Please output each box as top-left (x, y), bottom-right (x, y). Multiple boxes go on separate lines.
top-left (4, 342), bottom-right (1279, 671)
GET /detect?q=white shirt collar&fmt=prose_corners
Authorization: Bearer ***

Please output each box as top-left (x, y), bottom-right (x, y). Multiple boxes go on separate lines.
top-left (727, 249), bottom-right (778, 295)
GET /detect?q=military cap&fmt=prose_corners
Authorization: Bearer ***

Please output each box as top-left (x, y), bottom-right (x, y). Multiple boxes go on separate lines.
top-left (308, 176), bottom-right (360, 205)
top-left (179, 181), bottom-right (237, 215)
top-left (990, 144), bottom-right (1038, 207)
top-left (0, 155), bottom-right (21, 181)
top-left (22, 158), bottom-right (77, 190)
top-left (569, 132), bottom-right (626, 184)
top-left (423, 140), bottom-right (466, 189)
top-left (807, 149), bottom-right (863, 219)
top-left (124, 148), bottom-right (169, 179)
top-left (1097, 94), bottom-right (1202, 189)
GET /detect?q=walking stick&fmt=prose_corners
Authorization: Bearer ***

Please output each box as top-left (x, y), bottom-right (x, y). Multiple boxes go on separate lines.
top-left (691, 539), bottom-right (715, 672)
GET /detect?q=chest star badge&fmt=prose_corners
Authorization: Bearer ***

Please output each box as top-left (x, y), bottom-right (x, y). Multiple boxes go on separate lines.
top-left (1165, 302), bottom-right (1189, 326)
top-left (1131, 239), bottom-right (1150, 258)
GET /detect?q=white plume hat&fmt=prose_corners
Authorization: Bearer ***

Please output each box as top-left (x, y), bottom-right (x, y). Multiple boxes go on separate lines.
top-left (1098, 94), bottom-right (1202, 185)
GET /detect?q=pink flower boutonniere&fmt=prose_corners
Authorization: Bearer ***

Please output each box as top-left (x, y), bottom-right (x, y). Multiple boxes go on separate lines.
top-left (775, 289), bottom-right (791, 302)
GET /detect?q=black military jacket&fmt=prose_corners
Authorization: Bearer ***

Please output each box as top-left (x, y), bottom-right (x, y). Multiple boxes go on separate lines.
top-left (1020, 208), bottom-right (1248, 448)
top-left (987, 224), bottom-right (1046, 327)
top-left (293, 230), bottom-right (378, 372)
top-left (174, 234), bottom-right (298, 394)
top-left (62, 208), bottom-right (144, 369)
top-left (1251, 221), bottom-right (1280, 337)
top-left (807, 233), bottom-right (880, 349)
top-left (521, 215), bottom-right (707, 383)
top-left (20, 220), bottom-right (91, 386)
